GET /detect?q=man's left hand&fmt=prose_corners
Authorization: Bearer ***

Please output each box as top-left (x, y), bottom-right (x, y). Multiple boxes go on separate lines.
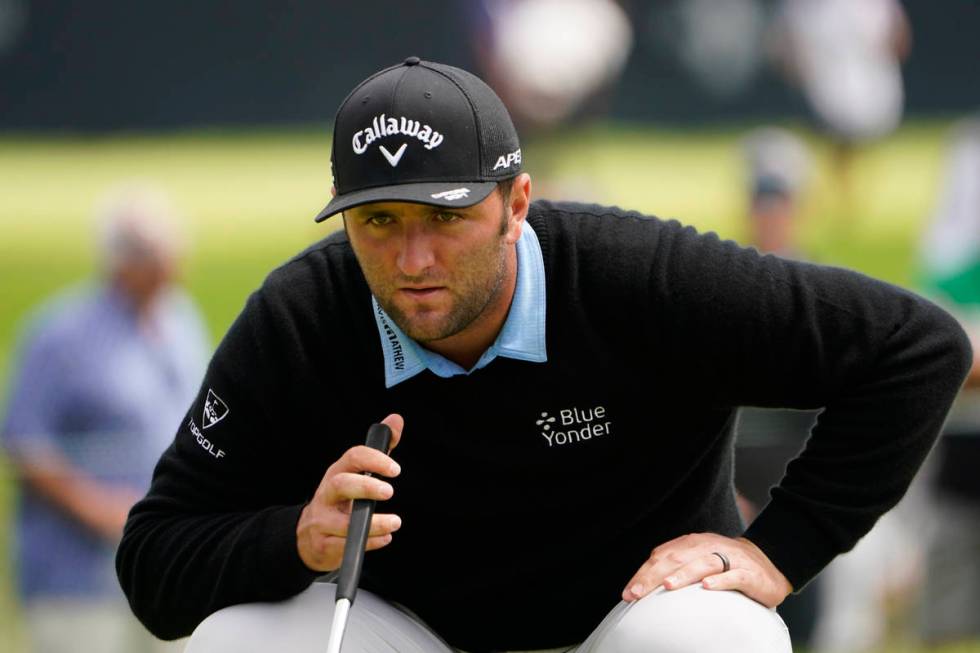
top-left (621, 533), bottom-right (793, 608)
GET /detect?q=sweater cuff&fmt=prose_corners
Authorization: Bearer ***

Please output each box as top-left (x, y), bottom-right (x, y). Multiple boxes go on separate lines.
top-left (741, 496), bottom-right (838, 592)
top-left (252, 503), bottom-right (320, 600)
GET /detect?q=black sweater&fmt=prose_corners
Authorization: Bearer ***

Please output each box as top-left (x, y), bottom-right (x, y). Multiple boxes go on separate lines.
top-left (117, 201), bottom-right (971, 652)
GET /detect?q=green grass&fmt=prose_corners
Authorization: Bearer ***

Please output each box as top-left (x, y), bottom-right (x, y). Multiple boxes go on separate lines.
top-left (0, 122), bottom-right (976, 652)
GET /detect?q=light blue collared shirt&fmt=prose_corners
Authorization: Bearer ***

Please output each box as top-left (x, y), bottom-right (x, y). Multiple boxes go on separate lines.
top-left (372, 221), bottom-right (547, 388)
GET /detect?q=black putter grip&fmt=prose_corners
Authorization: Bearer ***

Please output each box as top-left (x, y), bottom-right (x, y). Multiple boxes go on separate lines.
top-left (335, 423), bottom-right (393, 604)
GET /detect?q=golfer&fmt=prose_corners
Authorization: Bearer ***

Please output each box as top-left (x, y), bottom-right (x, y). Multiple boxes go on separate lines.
top-left (117, 58), bottom-right (970, 653)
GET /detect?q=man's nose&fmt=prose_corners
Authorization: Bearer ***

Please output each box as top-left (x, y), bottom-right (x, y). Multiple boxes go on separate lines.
top-left (396, 225), bottom-right (436, 276)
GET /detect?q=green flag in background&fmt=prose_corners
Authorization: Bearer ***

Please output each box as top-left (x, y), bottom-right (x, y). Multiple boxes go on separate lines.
top-left (920, 118), bottom-right (980, 443)
top-left (921, 119), bottom-right (980, 312)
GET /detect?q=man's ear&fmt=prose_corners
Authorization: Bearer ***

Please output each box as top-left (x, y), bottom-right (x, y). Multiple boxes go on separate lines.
top-left (511, 173), bottom-right (532, 218)
top-left (504, 173), bottom-right (532, 244)
top-left (331, 185), bottom-right (337, 197)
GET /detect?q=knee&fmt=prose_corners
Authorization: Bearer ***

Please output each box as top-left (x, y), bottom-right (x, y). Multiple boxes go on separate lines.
top-left (185, 605), bottom-right (281, 653)
top-left (184, 586), bottom-right (334, 653)
top-left (600, 585), bottom-right (791, 653)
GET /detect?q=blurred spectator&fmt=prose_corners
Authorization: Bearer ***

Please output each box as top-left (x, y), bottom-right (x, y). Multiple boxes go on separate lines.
top-left (0, 185), bottom-right (209, 653)
top-left (734, 127), bottom-right (822, 649)
top-left (655, 0), bottom-right (768, 100)
top-left (809, 507), bottom-right (924, 653)
top-left (772, 0), bottom-right (911, 211)
top-left (464, 0), bottom-right (633, 202)
top-left (467, 0), bottom-right (633, 134)
top-left (741, 127), bottom-right (810, 257)
top-left (917, 117), bottom-right (980, 646)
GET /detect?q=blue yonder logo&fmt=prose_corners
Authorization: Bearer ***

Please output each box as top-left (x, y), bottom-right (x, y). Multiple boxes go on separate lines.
top-left (538, 405), bottom-right (612, 447)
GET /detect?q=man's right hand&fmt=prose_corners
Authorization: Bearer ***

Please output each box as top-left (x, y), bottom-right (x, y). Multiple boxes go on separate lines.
top-left (296, 413), bottom-right (404, 572)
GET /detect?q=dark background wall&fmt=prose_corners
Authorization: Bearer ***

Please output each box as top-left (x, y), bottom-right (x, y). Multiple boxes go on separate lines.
top-left (1, 0), bottom-right (977, 131)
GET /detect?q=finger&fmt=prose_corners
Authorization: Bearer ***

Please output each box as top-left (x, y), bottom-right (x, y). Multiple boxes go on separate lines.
top-left (701, 569), bottom-right (761, 600)
top-left (703, 567), bottom-right (786, 608)
top-left (313, 510), bottom-right (402, 539)
top-left (331, 445), bottom-right (402, 478)
top-left (662, 552), bottom-right (729, 591)
top-left (369, 513), bottom-right (402, 536)
top-left (323, 472), bottom-right (394, 504)
top-left (364, 533), bottom-right (394, 551)
top-left (380, 413), bottom-right (404, 452)
top-left (299, 512), bottom-right (400, 571)
top-left (317, 448), bottom-right (399, 501)
top-left (622, 551), bottom-right (689, 601)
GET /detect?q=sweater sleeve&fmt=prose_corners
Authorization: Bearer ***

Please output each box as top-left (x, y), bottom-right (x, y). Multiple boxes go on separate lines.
top-left (648, 220), bottom-right (972, 591)
top-left (116, 286), bottom-right (320, 640)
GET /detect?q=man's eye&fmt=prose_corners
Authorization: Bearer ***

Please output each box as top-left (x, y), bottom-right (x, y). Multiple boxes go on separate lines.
top-left (434, 212), bottom-right (461, 223)
top-left (366, 215), bottom-right (394, 226)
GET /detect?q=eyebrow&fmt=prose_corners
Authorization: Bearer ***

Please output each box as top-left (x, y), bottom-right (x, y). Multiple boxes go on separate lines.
top-left (355, 208), bottom-right (396, 220)
top-left (353, 204), bottom-right (469, 221)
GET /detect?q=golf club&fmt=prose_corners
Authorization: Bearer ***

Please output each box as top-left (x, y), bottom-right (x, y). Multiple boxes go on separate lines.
top-left (325, 422), bottom-right (393, 653)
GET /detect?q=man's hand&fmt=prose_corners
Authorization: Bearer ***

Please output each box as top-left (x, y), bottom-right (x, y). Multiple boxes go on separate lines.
top-left (11, 447), bottom-right (141, 543)
top-left (296, 414), bottom-right (404, 572)
top-left (84, 488), bottom-right (142, 542)
top-left (622, 533), bottom-right (793, 608)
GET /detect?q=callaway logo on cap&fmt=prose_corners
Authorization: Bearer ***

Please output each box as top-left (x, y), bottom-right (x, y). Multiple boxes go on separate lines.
top-left (314, 56), bottom-right (522, 222)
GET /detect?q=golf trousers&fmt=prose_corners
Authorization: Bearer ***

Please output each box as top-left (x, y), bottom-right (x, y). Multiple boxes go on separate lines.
top-left (185, 581), bottom-right (791, 653)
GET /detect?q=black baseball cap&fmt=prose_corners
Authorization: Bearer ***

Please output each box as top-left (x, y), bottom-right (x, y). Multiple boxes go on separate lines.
top-left (314, 57), bottom-right (522, 222)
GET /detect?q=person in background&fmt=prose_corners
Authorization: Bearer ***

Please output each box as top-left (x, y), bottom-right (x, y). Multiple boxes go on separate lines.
top-left (735, 127), bottom-right (822, 650)
top-left (740, 127), bottom-right (810, 258)
top-left (771, 0), bottom-right (911, 214)
top-left (1, 184), bottom-right (209, 653)
top-left (465, 0), bottom-right (632, 136)
top-left (917, 117), bottom-right (980, 647)
top-left (462, 0), bottom-right (633, 202)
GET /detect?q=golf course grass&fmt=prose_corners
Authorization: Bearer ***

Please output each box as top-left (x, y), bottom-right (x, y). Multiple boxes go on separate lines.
top-left (1, 122), bottom-right (977, 652)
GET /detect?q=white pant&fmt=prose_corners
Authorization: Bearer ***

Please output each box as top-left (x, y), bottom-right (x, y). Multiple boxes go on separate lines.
top-left (186, 582), bottom-right (790, 653)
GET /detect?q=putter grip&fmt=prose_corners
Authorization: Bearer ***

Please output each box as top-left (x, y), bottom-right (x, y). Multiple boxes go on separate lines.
top-left (335, 423), bottom-right (392, 604)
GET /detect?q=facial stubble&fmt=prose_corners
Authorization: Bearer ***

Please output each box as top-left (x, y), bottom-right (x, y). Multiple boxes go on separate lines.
top-left (362, 206), bottom-right (511, 344)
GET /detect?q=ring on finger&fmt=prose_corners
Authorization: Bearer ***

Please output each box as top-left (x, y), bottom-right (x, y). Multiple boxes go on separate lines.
top-left (711, 551), bottom-right (731, 573)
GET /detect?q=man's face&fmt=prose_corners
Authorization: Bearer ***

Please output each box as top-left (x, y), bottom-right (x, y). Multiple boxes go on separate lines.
top-left (115, 244), bottom-right (179, 310)
top-left (344, 190), bottom-right (516, 344)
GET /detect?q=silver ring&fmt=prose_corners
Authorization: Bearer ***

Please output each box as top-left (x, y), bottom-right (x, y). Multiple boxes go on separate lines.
top-left (711, 551), bottom-right (731, 573)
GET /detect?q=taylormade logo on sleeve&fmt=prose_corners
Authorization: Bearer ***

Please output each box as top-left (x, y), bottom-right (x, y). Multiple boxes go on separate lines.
top-left (537, 405), bottom-right (612, 447)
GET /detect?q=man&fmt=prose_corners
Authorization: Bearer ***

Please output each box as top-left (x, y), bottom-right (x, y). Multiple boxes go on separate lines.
top-left (117, 58), bottom-right (970, 653)
top-left (2, 185), bottom-right (209, 653)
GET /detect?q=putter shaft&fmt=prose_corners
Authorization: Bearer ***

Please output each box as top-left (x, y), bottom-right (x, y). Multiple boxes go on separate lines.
top-left (326, 423), bottom-right (393, 653)
top-left (325, 597), bottom-right (351, 653)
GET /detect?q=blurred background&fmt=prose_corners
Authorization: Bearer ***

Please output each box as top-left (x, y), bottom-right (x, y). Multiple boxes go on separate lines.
top-left (2, 1), bottom-right (979, 652)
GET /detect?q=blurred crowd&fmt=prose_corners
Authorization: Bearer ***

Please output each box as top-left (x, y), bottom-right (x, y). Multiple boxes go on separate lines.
top-left (2, 0), bottom-right (979, 652)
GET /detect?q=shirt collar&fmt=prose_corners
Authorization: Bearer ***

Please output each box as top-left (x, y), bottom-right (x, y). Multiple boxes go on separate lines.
top-left (372, 220), bottom-right (547, 388)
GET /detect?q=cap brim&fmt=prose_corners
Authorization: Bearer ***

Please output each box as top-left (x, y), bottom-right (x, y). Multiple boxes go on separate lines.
top-left (314, 181), bottom-right (499, 222)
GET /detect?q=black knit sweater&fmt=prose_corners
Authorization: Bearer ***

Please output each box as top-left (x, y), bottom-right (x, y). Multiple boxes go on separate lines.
top-left (117, 200), bottom-right (971, 652)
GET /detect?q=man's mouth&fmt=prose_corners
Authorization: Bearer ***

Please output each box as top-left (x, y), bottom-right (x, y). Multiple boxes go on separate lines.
top-left (399, 286), bottom-right (445, 299)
